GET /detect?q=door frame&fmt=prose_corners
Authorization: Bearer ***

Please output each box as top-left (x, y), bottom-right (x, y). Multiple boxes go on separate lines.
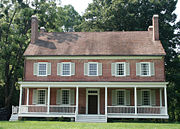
top-left (86, 89), bottom-right (100, 115)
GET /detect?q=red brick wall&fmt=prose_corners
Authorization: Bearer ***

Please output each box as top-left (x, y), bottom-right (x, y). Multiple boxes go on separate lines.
top-left (24, 59), bottom-right (165, 82)
top-left (78, 88), bottom-right (86, 114)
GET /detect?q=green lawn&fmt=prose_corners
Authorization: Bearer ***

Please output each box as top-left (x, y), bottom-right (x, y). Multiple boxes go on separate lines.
top-left (0, 121), bottom-right (180, 129)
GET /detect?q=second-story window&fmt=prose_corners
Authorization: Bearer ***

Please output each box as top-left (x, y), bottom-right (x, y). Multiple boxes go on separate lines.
top-left (88, 63), bottom-right (98, 76)
top-left (140, 63), bottom-right (150, 76)
top-left (84, 62), bottom-right (102, 76)
top-left (33, 62), bottom-right (51, 76)
top-left (116, 62), bottom-right (126, 76)
top-left (57, 62), bottom-right (75, 76)
top-left (38, 63), bottom-right (47, 76)
top-left (136, 62), bottom-right (155, 77)
top-left (62, 63), bottom-right (71, 76)
top-left (111, 62), bottom-right (130, 77)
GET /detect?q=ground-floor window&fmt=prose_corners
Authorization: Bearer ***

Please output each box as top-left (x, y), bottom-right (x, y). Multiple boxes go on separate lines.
top-left (37, 89), bottom-right (46, 104)
top-left (61, 89), bottom-right (70, 105)
top-left (117, 90), bottom-right (125, 105)
top-left (142, 90), bottom-right (151, 106)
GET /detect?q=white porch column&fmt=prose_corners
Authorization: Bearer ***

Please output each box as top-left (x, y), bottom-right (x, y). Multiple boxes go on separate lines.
top-left (76, 86), bottom-right (79, 115)
top-left (105, 87), bottom-right (108, 120)
top-left (26, 88), bottom-right (29, 106)
top-left (18, 86), bottom-right (22, 114)
top-left (134, 87), bottom-right (137, 115)
top-left (47, 86), bottom-right (50, 114)
top-left (164, 86), bottom-right (168, 115)
top-left (160, 88), bottom-right (162, 107)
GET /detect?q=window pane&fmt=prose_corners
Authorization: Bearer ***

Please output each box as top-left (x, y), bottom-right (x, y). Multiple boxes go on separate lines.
top-left (89, 64), bottom-right (97, 75)
top-left (39, 64), bottom-right (47, 76)
top-left (62, 90), bottom-right (70, 104)
top-left (141, 63), bottom-right (149, 75)
top-left (116, 63), bottom-right (125, 75)
top-left (142, 91), bottom-right (150, 105)
top-left (117, 91), bottom-right (125, 105)
top-left (38, 90), bottom-right (46, 104)
top-left (62, 63), bottom-right (70, 75)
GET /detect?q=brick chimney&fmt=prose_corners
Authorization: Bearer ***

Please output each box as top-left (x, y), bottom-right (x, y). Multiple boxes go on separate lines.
top-left (152, 14), bottom-right (159, 41)
top-left (31, 15), bottom-right (38, 43)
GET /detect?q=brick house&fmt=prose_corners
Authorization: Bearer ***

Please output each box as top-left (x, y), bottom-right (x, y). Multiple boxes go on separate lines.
top-left (18, 15), bottom-right (168, 122)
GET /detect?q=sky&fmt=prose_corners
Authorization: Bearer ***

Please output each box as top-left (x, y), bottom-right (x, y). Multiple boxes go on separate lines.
top-left (61, 0), bottom-right (180, 22)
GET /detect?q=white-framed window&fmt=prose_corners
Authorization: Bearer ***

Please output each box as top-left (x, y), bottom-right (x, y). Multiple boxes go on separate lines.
top-left (117, 90), bottom-right (126, 105)
top-left (61, 62), bottom-right (71, 76)
top-left (140, 62), bottom-right (150, 76)
top-left (61, 89), bottom-right (70, 105)
top-left (88, 62), bottom-right (98, 76)
top-left (115, 62), bottom-right (126, 76)
top-left (142, 90), bottom-right (151, 106)
top-left (37, 89), bottom-right (46, 105)
top-left (38, 62), bottom-right (47, 76)
top-left (57, 62), bottom-right (75, 76)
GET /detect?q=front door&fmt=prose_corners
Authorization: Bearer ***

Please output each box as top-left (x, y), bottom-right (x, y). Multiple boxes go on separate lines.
top-left (88, 95), bottom-right (98, 114)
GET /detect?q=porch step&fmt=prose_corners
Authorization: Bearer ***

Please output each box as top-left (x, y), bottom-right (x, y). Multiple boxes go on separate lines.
top-left (76, 115), bottom-right (107, 123)
top-left (9, 114), bottom-right (19, 121)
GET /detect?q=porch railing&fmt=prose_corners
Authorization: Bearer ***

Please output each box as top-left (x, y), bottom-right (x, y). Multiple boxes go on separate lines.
top-left (12, 106), bottom-right (19, 114)
top-left (20, 105), bottom-right (76, 114)
top-left (137, 106), bottom-right (166, 115)
top-left (49, 105), bottom-right (76, 114)
top-left (107, 106), bottom-right (166, 115)
top-left (107, 106), bottom-right (135, 114)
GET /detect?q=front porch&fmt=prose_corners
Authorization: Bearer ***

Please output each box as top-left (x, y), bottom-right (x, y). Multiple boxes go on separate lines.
top-left (18, 82), bottom-right (169, 122)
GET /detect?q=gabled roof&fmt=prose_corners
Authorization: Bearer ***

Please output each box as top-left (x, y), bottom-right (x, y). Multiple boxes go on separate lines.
top-left (24, 31), bottom-right (166, 56)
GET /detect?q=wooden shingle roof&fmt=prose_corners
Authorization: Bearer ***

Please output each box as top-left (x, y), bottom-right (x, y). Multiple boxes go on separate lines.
top-left (24, 31), bottom-right (166, 56)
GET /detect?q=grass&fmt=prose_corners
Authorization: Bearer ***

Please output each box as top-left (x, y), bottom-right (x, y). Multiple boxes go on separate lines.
top-left (0, 121), bottom-right (180, 129)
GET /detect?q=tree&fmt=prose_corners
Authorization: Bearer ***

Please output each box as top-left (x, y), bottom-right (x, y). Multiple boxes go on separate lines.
top-left (0, 0), bottom-right (33, 108)
top-left (62, 5), bottom-right (82, 32)
top-left (78, 0), bottom-right (180, 121)
top-left (0, 0), bottom-right (82, 114)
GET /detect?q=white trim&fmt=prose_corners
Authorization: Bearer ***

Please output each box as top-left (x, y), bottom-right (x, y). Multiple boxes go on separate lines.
top-left (19, 81), bottom-right (168, 87)
top-left (87, 62), bottom-right (98, 76)
top-left (25, 56), bottom-right (163, 60)
top-left (105, 87), bottom-right (107, 121)
top-left (26, 88), bottom-right (29, 106)
top-left (18, 86), bottom-right (22, 114)
top-left (47, 86), bottom-right (50, 114)
top-left (140, 62), bottom-right (151, 76)
top-left (164, 87), bottom-right (168, 115)
top-left (37, 62), bottom-right (48, 76)
top-left (86, 89), bottom-right (100, 115)
top-left (115, 62), bottom-right (126, 76)
top-left (160, 88), bottom-right (162, 107)
top-left (134, 87), bottom-right (137, 115)
top-left (61, 62), bottom-right (71, 76)
top-left (75, 87), bottom-right (79, 118)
